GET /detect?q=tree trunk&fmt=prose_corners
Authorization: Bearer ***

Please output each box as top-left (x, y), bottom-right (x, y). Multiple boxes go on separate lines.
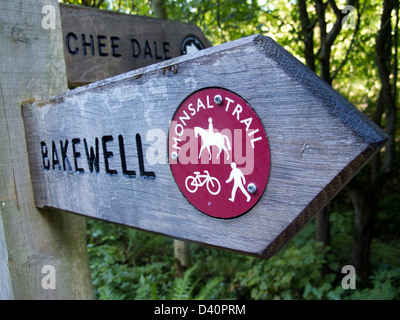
top-left (315, 205), bottom-right (331, 247)
top-left (152, 0), bottom-right (168, 20)
top-left (376, 0), bottom-right (397, 173)
top-left (0, 0), bottom-right (94, 299)
top-left (347, 179), bottom-right (377, 286)
top-left (347, 0), bottom-right (397, 285)
top-left (313, 0), bottom-right (358, 249)
top-left (298, 0), bottom-right (316, 72)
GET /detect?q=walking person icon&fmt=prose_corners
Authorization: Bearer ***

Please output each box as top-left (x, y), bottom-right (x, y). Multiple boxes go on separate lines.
top-left (226, 162), bottom-right (251, 203)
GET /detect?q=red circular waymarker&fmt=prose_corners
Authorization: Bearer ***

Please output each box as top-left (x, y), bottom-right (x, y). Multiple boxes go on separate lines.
top-left (169, 87), bottom-right (270, 219)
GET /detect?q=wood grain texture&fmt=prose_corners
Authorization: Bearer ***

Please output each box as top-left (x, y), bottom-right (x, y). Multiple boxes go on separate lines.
top-left (22, 35), bottom-right (387, 259)
top-left (0, 0), bottom-right (93, 299)
top-left (60, 4), bottom-right (211, 86)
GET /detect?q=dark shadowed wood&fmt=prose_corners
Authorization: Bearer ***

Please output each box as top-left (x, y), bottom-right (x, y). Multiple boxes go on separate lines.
top-left (22, 35), bottom-right (387, 259)
top-left (60, 3), bottom-right (211, 86)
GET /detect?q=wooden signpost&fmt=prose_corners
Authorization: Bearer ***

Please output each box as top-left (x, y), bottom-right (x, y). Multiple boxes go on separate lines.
top-left (22, 35), bottom-right (387, 259)
top-left (59, 4), bottom-right (211, 86)
top-left (1, 0), bottom-right (94, 299)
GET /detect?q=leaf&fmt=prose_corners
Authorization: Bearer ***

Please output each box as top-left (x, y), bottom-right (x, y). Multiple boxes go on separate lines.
top-left (135, 275), bottom-right (155, 300)
top-left (169, 265), bottom-right (197, 300)
top-left (98, 286), bottom-right (127, 300)
top-left (194, 276), bottom-right (223, 300)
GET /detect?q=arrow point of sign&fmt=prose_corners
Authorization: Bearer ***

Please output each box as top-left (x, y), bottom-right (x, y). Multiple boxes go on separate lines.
top-left (227, 35), bottom-right (388, 258)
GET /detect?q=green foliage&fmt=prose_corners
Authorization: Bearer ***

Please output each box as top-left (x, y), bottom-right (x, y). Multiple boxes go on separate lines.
top-left (345, 267), bottom-right (400, 300)
top-left (167, 264), bottom-right (223, 300)
top-left (87, 211), bottom-right (400, 300)
top-left (87, 219), bottom-right (223, 300)
top-left (168, 266), bottom-right (197, 300)
top-left (98, 287), bottom-right (127, 300)
top-left (231, 222), bottom-right (342, 300)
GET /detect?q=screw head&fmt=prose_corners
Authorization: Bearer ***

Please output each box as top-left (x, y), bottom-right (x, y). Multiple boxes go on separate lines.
top-left (171, 151), bottom-right (178, 160)
top-left (214, 94), bottom-right (223, 105)
top-left (247, 183), bottom-right (257, 194)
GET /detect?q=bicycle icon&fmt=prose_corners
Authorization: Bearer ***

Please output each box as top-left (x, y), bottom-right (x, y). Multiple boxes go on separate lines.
top-left (185, 171), bottom-right (221, 195)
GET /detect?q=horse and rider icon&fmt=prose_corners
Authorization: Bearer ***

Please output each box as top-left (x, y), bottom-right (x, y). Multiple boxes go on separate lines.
top-left (194, 118), bottom-right (231, 161)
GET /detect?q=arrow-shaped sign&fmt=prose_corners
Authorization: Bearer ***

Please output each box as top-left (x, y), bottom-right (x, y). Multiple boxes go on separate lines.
top-left (22, 35), bottom-right (387, 258)
top-left (59, 3), bottom-right (211, 86)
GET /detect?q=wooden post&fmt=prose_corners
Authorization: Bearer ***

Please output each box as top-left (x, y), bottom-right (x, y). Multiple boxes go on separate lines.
top-left (174, 240), bottom-right (192, 277)
top-left (0, 0), bottom-right (93, 299)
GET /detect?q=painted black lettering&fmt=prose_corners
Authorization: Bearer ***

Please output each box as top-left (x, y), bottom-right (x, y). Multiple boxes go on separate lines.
top-left (97, 35), bottom-right (108, 57)
top-left (81, 34), bottom-right (94, 56)
top-left (60, 139), bottom-right (72, 172)
top-left (131, 39), bottom-right (141, 58)
top-left (135, 133), bottom-right (155, 179)
top-left (111, 36), bottom-right (121, 57)
top-left (52, 141), bottom-right (61, 170)
top-left (163, 42), bottom-right (171, 60)
top-left (154, 41), bottom-right (162, 60)
top-left (102, 135), bottom-right (118, 175)
top-left (83, 138), bottom-right (100, 174)
top-left (72, 138), bottom-right (84, 173)
top-left (66, 32), bottom-right (78, 55)
top-left (144, 40), bottom-right (152, 59)
top-left (118, 135), bottom-right (136, 178)
top-left (41, 141), bottom-right (50, 171)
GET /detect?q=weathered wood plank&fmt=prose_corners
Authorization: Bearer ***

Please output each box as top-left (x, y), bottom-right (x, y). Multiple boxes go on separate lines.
top-left (0, 0), bottom-right (93, 299)
top-left (22, 35), bottom-right (387, 258)
top-left (60, 4), bottom-right (211, 86)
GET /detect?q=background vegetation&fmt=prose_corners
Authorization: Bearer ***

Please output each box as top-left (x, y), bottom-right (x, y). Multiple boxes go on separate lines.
top-left (61, 0), bottom-right (399, 299)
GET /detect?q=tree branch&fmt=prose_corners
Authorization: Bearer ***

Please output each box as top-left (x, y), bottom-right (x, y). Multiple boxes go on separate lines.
top-left (315, 0), bottom-right (331, 83)
top-left (331, 1), bottom-right (363, 81)
top-left (316, 0), bottom-right (358, 84)
top-left (95, 0), bottom-right (105, 8)
top-left (393, 0), bottom-right (399, 106)
top-left (377, 0), bottom-right (396, 173)
top-left (328, 0), bottom-right (341, 15)
top-left (315, 0), bottom-right (327, 40)
top-left (298, 0), bottom-right (316, 72)
top-left (326, 0), bottom-right (357, 48)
